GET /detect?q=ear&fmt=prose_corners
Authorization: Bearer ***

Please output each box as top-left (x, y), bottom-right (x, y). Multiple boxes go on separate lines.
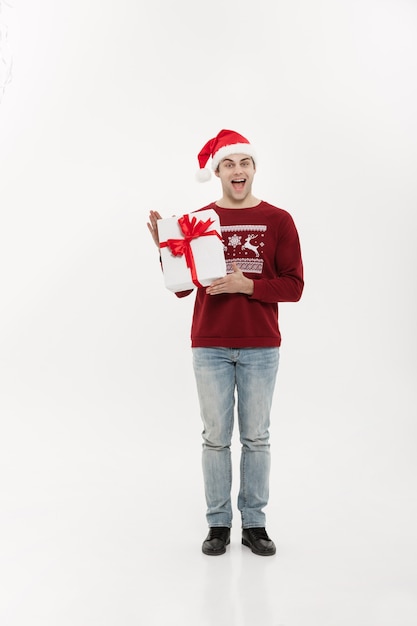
top-left (214, 169), bottom-right (220, 178)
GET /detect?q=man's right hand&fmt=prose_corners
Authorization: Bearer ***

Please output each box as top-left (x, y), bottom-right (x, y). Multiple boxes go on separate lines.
top-left (147, 210), bottom-right (162, 248)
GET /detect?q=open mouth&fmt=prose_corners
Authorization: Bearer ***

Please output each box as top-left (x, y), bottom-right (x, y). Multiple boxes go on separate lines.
top-left (232, 178), bottom-right (246, 190)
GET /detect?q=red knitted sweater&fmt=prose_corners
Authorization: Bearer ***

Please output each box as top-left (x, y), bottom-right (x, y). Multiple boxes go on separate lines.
top-left (176, 201), bottom-right (304, 348)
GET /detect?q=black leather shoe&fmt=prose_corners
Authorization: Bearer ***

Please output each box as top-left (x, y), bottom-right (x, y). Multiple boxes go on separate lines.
top-left (202, 527), bottom-right (230, 555)
top-left (242, 527), bottom-right (276, 556)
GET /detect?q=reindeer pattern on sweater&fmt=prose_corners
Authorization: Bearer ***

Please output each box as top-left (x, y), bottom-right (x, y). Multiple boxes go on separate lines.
top-left (221, 223), bottom-right (266, 274)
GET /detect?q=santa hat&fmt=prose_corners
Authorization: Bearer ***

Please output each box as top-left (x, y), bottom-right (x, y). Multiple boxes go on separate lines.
top-left (196, 129), bottom-right (256, 182)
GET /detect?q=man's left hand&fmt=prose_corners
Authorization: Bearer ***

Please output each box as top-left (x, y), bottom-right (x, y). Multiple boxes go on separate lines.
top-left (206, 263), bottom-right (254, 296)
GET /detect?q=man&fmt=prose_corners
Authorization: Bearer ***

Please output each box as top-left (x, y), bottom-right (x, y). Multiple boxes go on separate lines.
top-left (147, 129), bottom-right (303, 556)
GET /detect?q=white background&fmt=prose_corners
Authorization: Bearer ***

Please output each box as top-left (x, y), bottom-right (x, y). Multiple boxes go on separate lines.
top-left (1, 1), bottom-right (416, 624)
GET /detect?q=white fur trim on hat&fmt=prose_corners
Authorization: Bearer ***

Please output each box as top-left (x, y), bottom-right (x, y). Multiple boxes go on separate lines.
top-left (211, 143), bottom-right (257, 171)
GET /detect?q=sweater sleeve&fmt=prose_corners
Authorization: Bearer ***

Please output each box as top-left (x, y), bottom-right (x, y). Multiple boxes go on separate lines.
top-left (175, 289), bottom-right (194, 299)
top-left (249, 213), bottom-right (304, 303)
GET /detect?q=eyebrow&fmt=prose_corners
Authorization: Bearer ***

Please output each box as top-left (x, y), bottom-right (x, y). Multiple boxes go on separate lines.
top-left (222, 157), bottom-right (251, 164)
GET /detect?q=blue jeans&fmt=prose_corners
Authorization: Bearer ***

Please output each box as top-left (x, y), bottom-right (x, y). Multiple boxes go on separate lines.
top-left (192, 347), bottom-right (280, 529)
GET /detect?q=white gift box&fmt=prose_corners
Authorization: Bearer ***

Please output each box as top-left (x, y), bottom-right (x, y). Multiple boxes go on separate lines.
top-left (158, 209), bottom-right (226, 292)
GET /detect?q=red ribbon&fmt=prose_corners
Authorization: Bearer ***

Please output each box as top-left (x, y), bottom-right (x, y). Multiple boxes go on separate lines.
top-left (160, 214), bottom-right (222, 287)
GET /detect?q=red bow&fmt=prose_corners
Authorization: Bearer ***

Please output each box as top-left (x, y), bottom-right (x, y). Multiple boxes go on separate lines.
top-left (160, 214), bottom-right (221, 287)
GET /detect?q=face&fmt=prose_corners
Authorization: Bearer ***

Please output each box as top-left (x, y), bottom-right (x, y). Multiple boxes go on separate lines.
top-left (215, 153), bottom-right (256, 204)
